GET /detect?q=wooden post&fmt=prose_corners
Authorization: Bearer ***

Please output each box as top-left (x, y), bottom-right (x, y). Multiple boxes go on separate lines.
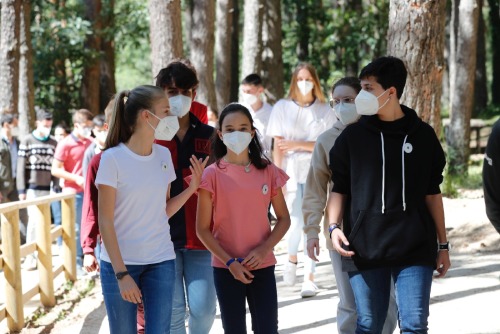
top-left (35, 203), bottom-right (55, 306)
top-left (61, 197), bottom-right (76, 281)
top-left (1, 210), bottom-right (24, 331)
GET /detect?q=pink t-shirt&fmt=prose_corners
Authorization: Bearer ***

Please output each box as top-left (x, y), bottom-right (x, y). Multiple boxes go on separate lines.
top-left (199, 160), bottom-right (289, 269)
top-left (54, 134), bottom-right (91, 193)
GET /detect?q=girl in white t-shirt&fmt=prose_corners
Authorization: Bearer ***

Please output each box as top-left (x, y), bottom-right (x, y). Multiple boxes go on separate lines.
top-left (95, 85), bottom-right (207, 334)
top-left (267, 63), bottom-right (336, 297)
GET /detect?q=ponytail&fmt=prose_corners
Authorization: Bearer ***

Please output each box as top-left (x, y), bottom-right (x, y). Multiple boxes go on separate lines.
top-left (104, 85), bottom-right (166, 150)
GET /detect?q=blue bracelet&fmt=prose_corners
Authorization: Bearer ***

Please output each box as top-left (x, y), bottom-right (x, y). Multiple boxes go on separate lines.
top-left (329, 224), bottom-right (340, 239)
top-left (226, 257), bottom-right (244, 267)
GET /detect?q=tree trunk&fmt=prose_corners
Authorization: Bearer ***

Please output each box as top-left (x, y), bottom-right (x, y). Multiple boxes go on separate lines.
top-left (229, 0), bottom-right (240, 103)
top-left (448, 0), bottom-right (479, 175)
top-left (387, 0), bottom-right (447, 134)
top-left (241, 0), bottom-right (263, 78)
top-left (296, 2), bottom-right (309, 61)
top-left (473, 0), bottom-right (487, 117)
top-left (80, 0), bottom-right (102, 115)
top-left (441, 4), bottom-right (452, 109)
top-left (215, 0), bottom-right (234, 111)
top-left (190, 0), bottom-right (217, 112)
top-left (0, 0), bottom-right (21, 116)
top-left (261, 0), bottom-right (284, 103)
top-left (18, 0), bottom-right (35, 136)
top-left (148, 0), bottom-right (183, 79)
top-left (100, 0), bottom-right (116, 111)
top-left (488, 0), bottom-right (500, 104)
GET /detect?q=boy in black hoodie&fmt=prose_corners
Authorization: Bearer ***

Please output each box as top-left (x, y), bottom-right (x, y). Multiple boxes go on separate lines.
top-left (327, 56), bottom-right (451, 333)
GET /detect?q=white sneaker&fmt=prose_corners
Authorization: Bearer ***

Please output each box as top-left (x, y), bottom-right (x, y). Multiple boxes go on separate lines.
top-left (300, 280), bottom-right (318, 298)
top-left (22, 256), bottom-right (37, 271)
top-left (283, 261), bottom-right (297, 286)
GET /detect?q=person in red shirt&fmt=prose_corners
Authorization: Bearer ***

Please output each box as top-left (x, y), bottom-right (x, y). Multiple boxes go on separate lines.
top-left (52, 109), bottom-right (93, 273)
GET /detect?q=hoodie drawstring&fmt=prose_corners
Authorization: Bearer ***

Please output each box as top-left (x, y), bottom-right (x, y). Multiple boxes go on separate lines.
top-left (380, 132), bottom-right (408, 213)
top-left (402, 135), bottom-right (408, 211)
top-left (380, 132), bottom-right (385, 214)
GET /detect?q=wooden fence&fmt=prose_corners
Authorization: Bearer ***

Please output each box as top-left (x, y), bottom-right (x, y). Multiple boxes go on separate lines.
top-left (0, 193), bottom-right (76, 331)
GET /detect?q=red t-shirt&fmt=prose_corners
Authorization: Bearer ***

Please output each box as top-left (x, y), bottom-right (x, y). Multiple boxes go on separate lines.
top-left (54, 134), bottom-right (91, 193)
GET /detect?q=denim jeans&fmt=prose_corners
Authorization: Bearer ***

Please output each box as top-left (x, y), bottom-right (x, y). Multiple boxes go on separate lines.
top-left (171, 249), bottom-right (216, 334)
top-left (349, 265), bottom-right (434, 334)
top-left (50, 200), bottom-right (62, 246)
top-left (214, 265), bottom-right (278, 334)
top-left (75, 192), bottom-right (83, 267)
top-left (100, 259), bottom-right (175, 334)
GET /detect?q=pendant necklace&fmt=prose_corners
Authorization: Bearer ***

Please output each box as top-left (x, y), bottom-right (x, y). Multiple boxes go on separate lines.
top-left (223, 157), bottom-right (251, 173)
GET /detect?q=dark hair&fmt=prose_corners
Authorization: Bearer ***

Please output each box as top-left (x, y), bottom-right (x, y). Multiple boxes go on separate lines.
top-left (54, 122), bottom-right (70, 134)
top-left (332, 77), bottom-right (362, 95)
top-left (241, 73), bottom-right (263, 86)
top-left (210, 103), bottom-right (270, 170)
top-left (105, 85), bottom-right (166, 150)
top-left (72, 109), bottom-right (93, 125)
top-left (359, 56), bottom-right (407, 98)
top-left (0, 114), bottom-right (14, 126)
top-left (92, 114), bottom-right (106, 127)
top-left (155, 58), bottom-right (199, 90)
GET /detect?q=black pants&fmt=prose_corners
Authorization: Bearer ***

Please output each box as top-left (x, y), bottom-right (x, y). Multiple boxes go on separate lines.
top-left (214, 265), bottom-right (278, 334)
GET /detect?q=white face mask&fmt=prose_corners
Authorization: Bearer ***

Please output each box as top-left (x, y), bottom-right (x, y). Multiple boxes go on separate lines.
top-left (37, 126), bottom-right (51, 138)
top-left (334, 102), bottom-right (360, 125)
top-left (241, 92), bottom-right (259, 106)
top-left (147, 112), bottom-right (180, 141)
top-left (354, 89), bottom-right (390, 115)
top-left (10, 126), bottom-right (19, 137)
top-left (80, 126), bottom-right (93, 138)
top-left (169, 95), bottom-right (192, 118)
top-left (96, 131), bottom-right (108, 145)
top-left (222, 131), bottom-right (252, 155)
top-left (297, 80), bottom-right (314, 96)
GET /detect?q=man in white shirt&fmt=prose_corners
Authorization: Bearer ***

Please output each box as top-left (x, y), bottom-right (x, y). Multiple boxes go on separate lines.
top-left (240, 74), bottom-right (273, 157)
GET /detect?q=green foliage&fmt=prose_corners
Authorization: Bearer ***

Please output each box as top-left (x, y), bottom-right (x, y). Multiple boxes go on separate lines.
top-left (281, 0), bottom-right (389, 96)
top-left (31, 0), bottom-right (93, 125)
top-left (442, 153), bottom-right (484, 198)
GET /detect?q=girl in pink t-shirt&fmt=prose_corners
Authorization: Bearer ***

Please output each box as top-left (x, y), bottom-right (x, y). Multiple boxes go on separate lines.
top-left (197, 103), bottom-right (291, 333)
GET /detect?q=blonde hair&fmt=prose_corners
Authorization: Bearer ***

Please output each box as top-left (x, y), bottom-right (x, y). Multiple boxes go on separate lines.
top-left (287, 63), bottom-right (326, 103)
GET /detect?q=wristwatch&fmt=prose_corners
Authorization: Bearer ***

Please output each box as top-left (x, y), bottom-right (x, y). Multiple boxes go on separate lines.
top-left (438, 242), bottom-right (450, 251)
top-left (115, 271), bottom-right (130, 280)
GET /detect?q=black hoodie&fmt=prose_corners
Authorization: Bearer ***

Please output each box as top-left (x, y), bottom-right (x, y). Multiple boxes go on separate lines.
top-left (483, 119), bottom-right (500, 234)
top-left (330, 105), bottom-right (446, 271)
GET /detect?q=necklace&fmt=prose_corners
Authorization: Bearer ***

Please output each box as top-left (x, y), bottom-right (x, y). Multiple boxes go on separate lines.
top-left (223, 157), bottom-right (251, 173)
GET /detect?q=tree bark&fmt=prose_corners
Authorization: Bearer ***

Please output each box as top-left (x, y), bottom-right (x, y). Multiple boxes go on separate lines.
top-left (473, 0), bottom-right (487, 117)
top-left (215, 0), bottom-right (234, 111)
top-left (148, 0), bottom-right (183, 79)
top-left (190, 0), bottom-right (217, 112)
top-left (100, 0), bottom-right (116, 111)
top-left (296, 2), bottom-right (309, 61)
top-left (18, 0), bottom-right (35, 136)
top-left (229, 0), bottom-right (239, 103)
top-left (80, 0), bottom-right (102, 115)
top-left (261, 0), bottom-right (284, 103)
top-left (0, 0), bottom-right (21, 116)
top-left (241, 0), bottom-right (263, 78)
top-left (448, 0), bottom-right (479, 174)
top-left (387, 0), bottom-right (447, 135)
top-left (488, 0), bottom-right (500, 104)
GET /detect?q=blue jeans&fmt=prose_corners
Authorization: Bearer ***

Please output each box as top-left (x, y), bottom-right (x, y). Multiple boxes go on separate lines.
top-left (100, 259), bottom-right (175, 334)
top-left (214, 265), bottom-right (278, 334)
top-left (51, 200), bottom-right (62, 246)
top-left (75, 192), bottom-right (83, 267)
top-left (171, 249), bottom-right (216, 334)
top-left (349, 265), bottom-right (434, 334)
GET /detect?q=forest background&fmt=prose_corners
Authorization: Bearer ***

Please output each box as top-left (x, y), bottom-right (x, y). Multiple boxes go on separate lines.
top-left (0, 0), bottom-right (499, 181)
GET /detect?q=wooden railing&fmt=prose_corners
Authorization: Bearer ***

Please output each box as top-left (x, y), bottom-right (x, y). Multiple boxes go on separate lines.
top-left (0, 193), bottom-right (76, 331)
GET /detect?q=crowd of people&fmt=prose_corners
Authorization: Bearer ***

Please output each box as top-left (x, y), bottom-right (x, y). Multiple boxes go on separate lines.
top-left (0, 56), bottom-right (453, 334)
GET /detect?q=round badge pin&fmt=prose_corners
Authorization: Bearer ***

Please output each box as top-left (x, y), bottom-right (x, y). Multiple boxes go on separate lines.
top-left (262, 184), bottom-right (269, 195)
top-left (404, 143), bottom-right (413, 154)
top-left (162, 162), bottom-right (168, 171)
